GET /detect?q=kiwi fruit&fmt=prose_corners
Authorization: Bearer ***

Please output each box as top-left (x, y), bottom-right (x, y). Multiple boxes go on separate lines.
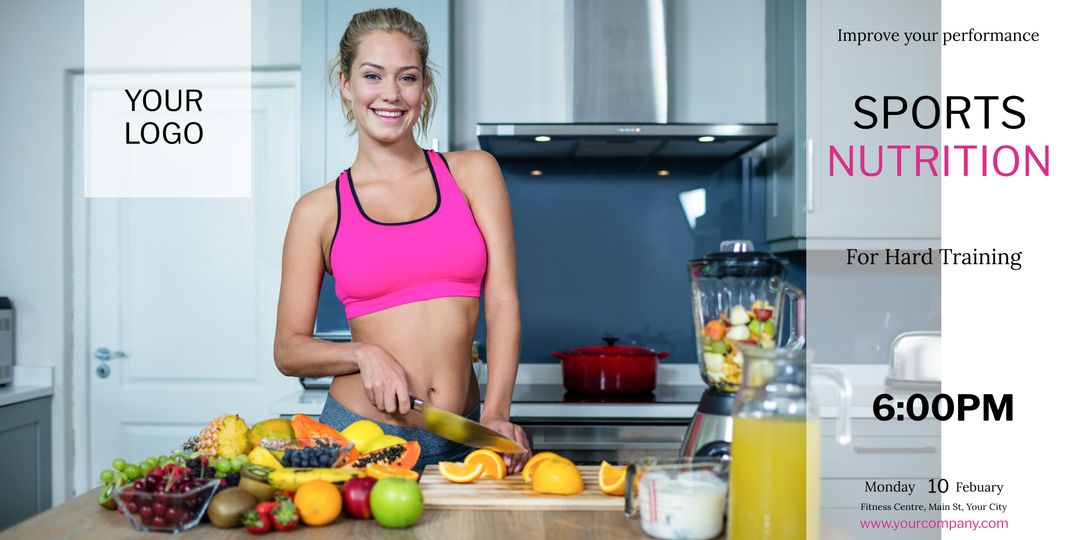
top-left (97, 483), bottom-right (118, 510)
top-left (239, 476), bottom-right (277, 502)
top-left (207, 487), bottom-right (257, 528)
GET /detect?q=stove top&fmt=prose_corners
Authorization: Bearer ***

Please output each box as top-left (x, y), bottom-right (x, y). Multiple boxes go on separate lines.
top-left (486, 384), bottom-right (705, 405)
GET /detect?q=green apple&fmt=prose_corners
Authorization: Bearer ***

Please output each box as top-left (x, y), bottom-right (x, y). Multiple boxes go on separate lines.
top-left (762, 320), bottom-right (776, 337)
top-left (371, 478), bottom-right (424, 528)
top-left (748, 320), bottom-right (763, 335)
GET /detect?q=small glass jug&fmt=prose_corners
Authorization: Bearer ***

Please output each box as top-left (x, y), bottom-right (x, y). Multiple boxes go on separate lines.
top-left (624, 456), bottom-right (729, 540)
top-left (727, 347), bottom-right (851, 540)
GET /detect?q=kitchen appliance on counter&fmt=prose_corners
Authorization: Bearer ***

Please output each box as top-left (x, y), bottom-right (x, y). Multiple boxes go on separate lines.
top-left (551, 337), bottom-right (669, 394)
top-left (680, 240), bottom-right (806, 457)
top-left (0, 297), bottom-right (13, 386)
top-left (886, 331), bottom-right (941, 390)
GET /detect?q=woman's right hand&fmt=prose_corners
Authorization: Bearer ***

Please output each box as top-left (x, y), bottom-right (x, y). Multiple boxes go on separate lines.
top-left (354, 344), bottom-right (412, 414)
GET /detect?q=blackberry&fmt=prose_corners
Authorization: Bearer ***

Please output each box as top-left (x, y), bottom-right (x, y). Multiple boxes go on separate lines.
top-left (184, 458), bottom-right (203, 477)
top-left (224, 472), bottom-right (241, 488)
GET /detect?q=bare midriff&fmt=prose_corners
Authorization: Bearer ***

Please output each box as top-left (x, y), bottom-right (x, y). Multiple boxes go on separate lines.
top-left (329, 296), bottom-right (482, 428)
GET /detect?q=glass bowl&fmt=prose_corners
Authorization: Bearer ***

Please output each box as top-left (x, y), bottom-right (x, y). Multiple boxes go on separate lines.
top-left (260, 438), bottom-right (355, 468)
top-left (113, 478), bottom-right (219, 533)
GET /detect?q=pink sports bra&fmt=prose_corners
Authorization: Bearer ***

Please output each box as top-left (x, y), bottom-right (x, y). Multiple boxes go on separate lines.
top-left (329, 150), bottom-right (488, 319)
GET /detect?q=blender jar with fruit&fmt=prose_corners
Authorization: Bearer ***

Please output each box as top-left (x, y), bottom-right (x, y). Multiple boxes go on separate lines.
top-left (688, 240), bottom-right (805, 392)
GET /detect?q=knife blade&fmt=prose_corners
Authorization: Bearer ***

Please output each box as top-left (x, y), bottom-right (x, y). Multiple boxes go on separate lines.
top-left (410, 397), bottom-right (526, 454)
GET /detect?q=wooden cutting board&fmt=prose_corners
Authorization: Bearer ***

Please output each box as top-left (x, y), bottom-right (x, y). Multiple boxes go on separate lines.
top-left (419, 465), bottom-right (623, 511)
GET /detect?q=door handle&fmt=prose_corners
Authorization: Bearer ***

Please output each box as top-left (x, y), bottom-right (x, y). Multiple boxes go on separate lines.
top-left (806, 138), bottom-right (815, 213)
top-left (94, 347), bottom-right (127, 361)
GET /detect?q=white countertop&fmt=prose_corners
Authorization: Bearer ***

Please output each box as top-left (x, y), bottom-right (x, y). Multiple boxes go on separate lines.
top-left (0, 366), bottom-right (54, 407)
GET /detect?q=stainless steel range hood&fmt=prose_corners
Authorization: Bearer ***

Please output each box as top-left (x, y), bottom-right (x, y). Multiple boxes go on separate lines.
top-left (477, 0), bottom-right (775, 167)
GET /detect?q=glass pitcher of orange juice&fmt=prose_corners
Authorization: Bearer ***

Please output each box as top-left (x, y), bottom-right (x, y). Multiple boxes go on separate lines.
top-left (728, 347), bottom-right (851, 540)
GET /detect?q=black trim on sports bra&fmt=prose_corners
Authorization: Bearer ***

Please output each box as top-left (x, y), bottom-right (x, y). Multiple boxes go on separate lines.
top-left (327, 176), bottom-right (342, 276)
top-left (347, 150), bottom-right (441, 226)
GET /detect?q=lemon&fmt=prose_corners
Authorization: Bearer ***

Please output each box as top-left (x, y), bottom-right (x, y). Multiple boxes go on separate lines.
top-left (341, 420), bottom-right (384, 452)
top-left (247, 446), bottom-right (283, 470)
top-left (362, 434), bottom-right (407, 454)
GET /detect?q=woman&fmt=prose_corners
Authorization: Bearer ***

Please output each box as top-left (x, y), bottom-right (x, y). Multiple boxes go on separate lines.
top-left (273, 8), bottom-right (531, 473)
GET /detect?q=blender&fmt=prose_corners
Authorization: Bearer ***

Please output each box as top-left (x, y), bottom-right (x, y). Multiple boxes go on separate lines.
top-left (679, 240), bottom-right (805, 457)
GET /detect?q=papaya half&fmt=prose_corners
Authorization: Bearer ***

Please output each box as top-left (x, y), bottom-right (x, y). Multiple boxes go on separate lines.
top-left (346, 441), bottom-right (421, 471)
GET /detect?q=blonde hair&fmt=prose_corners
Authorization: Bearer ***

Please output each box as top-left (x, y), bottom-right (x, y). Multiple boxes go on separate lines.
top-left (329, 8), bottom-right (438, 137)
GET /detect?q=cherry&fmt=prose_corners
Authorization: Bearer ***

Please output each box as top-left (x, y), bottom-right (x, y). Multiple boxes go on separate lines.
top-left (139, 506), bottom-right (153, 521)
top-left (150, 516), bottom-right (165, 528)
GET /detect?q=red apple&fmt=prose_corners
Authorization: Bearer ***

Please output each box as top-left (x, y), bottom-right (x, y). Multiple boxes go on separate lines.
top-left (342, 476), bottom-right (378, 519)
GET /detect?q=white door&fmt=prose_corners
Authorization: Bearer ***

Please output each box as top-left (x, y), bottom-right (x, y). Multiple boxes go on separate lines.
top-left (75, 72), bottom-right (302, 478)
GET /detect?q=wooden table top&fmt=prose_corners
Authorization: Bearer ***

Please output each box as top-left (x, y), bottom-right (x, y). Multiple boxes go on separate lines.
top-left (0, 490), bottom-right (661, 540)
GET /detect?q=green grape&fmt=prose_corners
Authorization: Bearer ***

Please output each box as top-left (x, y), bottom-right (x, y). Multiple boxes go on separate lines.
top-left (123, 464), bottom-right (141, 479)
top-left (112, 458), bottom-right (127, 471)
top-left (145, 457), bottom-right (159, 468)
top-left (99, 469), bottom-right (115, 484)
top-left (214, 458), bottom-right (232, 474)
top-left (230, 457), bottom-right (245, 471)
top-left (158, 455), bottom-right (169, 465)
top-left (115, 472), bottom-right (129, 485)
top-left (139, 462), bottom-right (151, 476)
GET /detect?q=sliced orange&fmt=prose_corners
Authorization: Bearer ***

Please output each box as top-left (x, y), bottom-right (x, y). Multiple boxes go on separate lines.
top-left (598, 460), bottom-right (627, 496)
top-left (521, 452), bottom-right (561, 483)
top-left (438, 461), bottom-right (484, 483)
top-left (531, 457), bottom-right (584, 495)
top-left (463, 448), bottom-right (507, 480)
top-left (364, 463), bottom-right (419, 482)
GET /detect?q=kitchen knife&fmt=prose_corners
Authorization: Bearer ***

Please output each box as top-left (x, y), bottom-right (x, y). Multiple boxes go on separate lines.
top-left (410, 396), bottom-right (526, 454)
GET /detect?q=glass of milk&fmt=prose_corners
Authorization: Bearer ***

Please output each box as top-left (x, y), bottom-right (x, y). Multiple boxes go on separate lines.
top-left (624, 457), bottom-right (729, 540)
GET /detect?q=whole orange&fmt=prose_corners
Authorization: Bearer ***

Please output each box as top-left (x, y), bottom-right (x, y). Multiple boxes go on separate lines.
top-left (294, 480), bottom-right (343, 526)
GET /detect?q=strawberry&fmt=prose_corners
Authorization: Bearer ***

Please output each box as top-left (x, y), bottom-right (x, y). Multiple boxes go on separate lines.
top-left (242, 511), bottom-right (271, 535)
top-left (271, 498), bottom-right (299, 532)
top-left (255, 501), bottom-right (277, 515)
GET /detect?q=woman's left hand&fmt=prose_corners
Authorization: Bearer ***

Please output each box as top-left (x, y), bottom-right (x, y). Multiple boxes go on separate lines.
top-left (480, 416), bottom-right (532, 474)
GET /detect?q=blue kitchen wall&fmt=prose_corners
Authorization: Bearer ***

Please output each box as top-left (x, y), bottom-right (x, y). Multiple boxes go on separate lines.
top-left (316, 156), bottom-right (807, 364)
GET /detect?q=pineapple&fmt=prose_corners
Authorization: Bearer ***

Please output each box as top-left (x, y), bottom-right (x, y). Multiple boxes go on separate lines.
top-left (197, 415), bottom-right (252, 458)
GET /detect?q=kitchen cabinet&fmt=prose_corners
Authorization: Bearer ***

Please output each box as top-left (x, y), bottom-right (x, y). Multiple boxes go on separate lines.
top-left (0, 397), bottom-right (52, 530)
top-left (766, 0), bottom-right (941, 251)
top-left (301, 0), bottom-right (450, 191)
top-left (819, 419), bottom-right (941, 539)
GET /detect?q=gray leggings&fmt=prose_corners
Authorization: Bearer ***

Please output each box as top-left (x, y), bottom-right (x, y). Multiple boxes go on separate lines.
top-left (319, 392), bottom-right (477, 472)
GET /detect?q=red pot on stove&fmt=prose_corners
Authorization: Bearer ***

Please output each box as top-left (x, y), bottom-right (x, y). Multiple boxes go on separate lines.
top-left (551, 337), bottom-right (670, 394)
